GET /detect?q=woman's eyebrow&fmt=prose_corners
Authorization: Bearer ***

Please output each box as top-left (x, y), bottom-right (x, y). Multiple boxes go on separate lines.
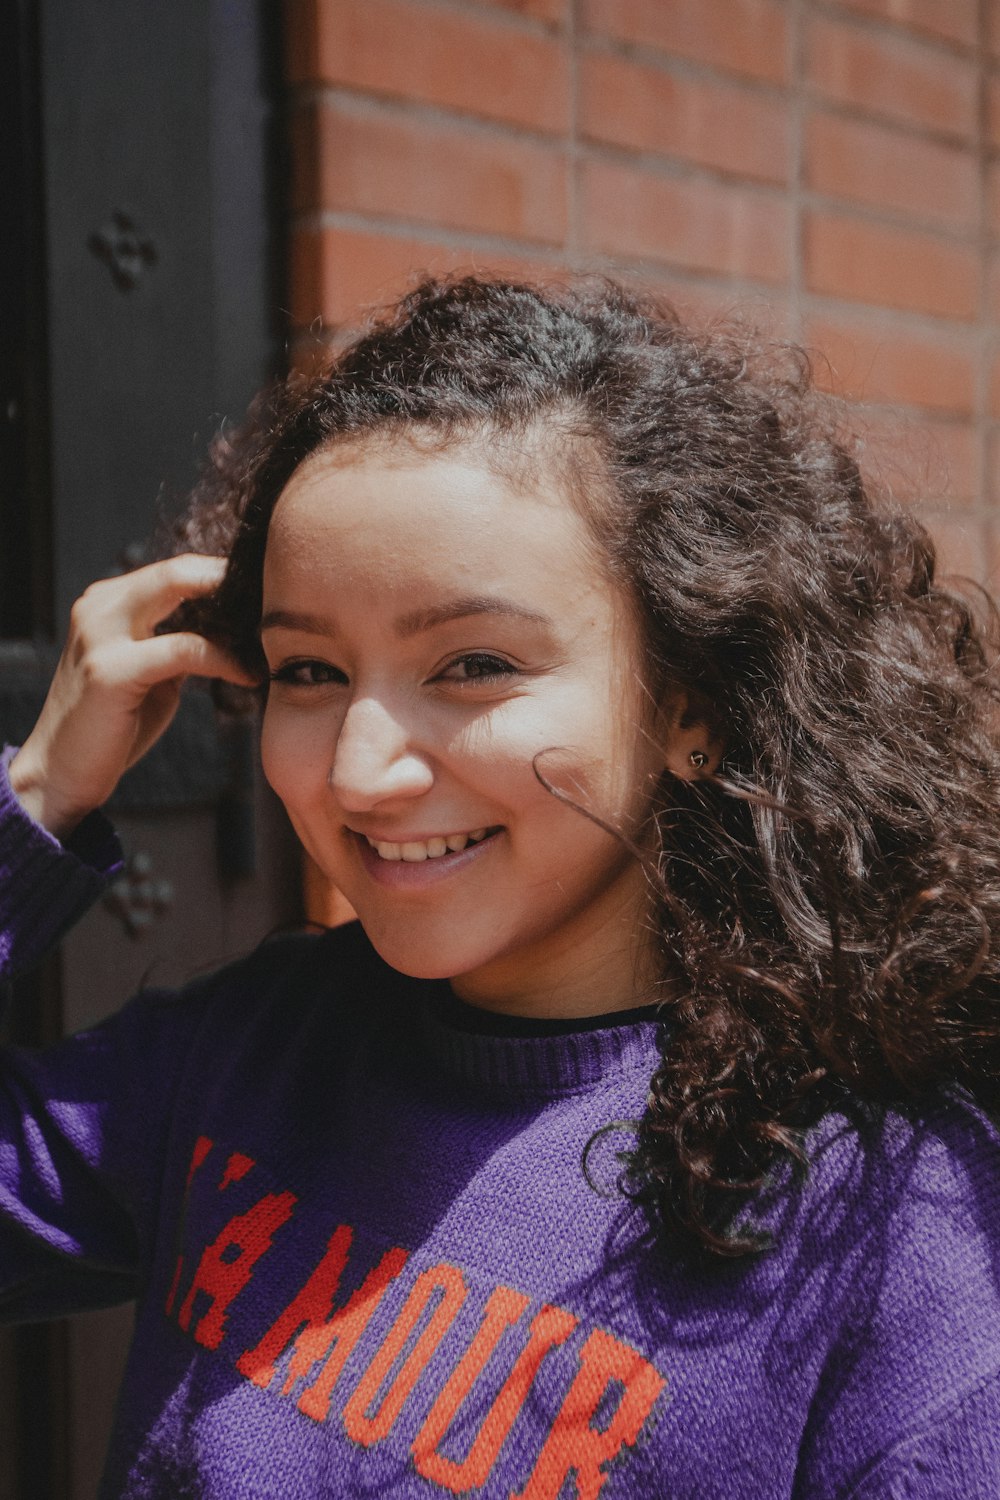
top-left (395, 596), bottom-right (552, 637)
top-left (259, 597), bottom-right (552, 638)
top-left (259, 608), bottom-right (335, 635)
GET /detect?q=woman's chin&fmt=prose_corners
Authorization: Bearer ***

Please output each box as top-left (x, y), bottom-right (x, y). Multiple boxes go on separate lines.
top-left (355, 917), bottom-right (492, 984)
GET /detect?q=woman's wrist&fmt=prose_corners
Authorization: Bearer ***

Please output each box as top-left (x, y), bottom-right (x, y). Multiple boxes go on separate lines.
top-left (6, 749), bottom-right (87, 843)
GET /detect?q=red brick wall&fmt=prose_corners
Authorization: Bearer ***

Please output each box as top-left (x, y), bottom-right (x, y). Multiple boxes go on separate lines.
top-left (285, 0), bottom-right (997, 579)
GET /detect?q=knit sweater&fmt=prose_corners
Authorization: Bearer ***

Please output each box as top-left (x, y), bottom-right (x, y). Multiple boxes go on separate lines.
top-left (1, 755), bottom-right (999, 1499)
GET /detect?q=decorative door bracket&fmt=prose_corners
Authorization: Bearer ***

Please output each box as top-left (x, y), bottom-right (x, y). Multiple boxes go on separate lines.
top-left (103, 850), bottom-right (174, 937)
top-left (88, 210), bottom-right (158, 291)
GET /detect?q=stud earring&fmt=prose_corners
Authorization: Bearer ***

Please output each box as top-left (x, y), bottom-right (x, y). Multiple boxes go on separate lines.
top-left (688, 750), bottom-right (709, 769)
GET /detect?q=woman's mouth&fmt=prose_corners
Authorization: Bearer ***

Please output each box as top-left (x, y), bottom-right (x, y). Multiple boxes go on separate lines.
top-left (352, 826), bottom-right (504, 887)
top-left (363, 828), bottom-right (496, 862)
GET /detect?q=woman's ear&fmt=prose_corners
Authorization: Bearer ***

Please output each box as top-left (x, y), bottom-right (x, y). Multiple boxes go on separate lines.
top-left (660, 691), bottom-right (726, 780)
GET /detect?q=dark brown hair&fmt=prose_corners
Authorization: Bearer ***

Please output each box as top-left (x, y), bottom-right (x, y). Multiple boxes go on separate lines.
top-left (173, 275), bottom-right (1000, 1257)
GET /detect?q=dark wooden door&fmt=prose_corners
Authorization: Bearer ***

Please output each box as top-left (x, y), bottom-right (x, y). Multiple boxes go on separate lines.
top-left (0, 3), bottom-right (299, 1494)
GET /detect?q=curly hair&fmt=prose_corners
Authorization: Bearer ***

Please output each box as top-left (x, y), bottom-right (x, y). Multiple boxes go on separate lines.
top-left (171, 275), bottom-right (1000, 1258)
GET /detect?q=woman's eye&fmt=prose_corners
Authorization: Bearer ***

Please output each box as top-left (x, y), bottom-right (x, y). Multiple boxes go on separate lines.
top-left (268, 660), bottom-right (346, 688)
top-left (440, 653), bottom-right (518, 685)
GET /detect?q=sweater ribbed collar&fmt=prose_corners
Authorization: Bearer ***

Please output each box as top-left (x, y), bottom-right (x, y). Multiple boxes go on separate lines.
top-left (418, 993), bottom-right (665, 1096)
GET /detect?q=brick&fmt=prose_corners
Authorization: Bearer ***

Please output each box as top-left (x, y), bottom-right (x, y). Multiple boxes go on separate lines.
top-left (289, 105), bottom-right (321, 211)
top-left (806, 14), bottom-right (977, 139)
top-left (990, 161), bottom-right (1000, 239)
top-left (989, 252), bottom-right (1000, 323)
top-left (478, 0), bottom-right (567, 24)
top-left (828, 0), bottom-right (978, 49)
top-left (294, 98), bottom-right (568, 245)
top-left (804, 211), bottom-right (978, 321)
top-left (290, 225), bottom-right (559, 327)
top-left (989, 76), bottom-right (1000, 149)
top-left (581, 0), bottom-right (788, 85)
top-left (644, 276), bottom-right (795, 337)
top-left (288, 0), bottom-right (570, 40)
top-left (926, 515), bottom-right (995, 589)
top-left (805, 110), bottom-right (977, 230)
top-left (989, 429), bottom-right (1000, 507)
top-left (854, 410), bottom-right (980, 505)
top-left (289, 225), bottom-right (442, 327)
top-left (579, 49), bottom-right (789, 185)
top-left (805, 314), bottom-right (976, 414)
top-left (287, 0), bottom-right (570, 134)
top-left (592, 263), bottom-right (794, 335)
top-left (991, 350), bottom-right (1000, 417)
top-left (581, 157), bottom-right (790, 283)
top-left (923, 420), bottom-right (980, 504)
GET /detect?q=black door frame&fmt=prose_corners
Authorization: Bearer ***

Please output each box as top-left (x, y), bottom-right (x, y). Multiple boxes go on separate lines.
top-left (1, 4), bottom-right (287, 1492)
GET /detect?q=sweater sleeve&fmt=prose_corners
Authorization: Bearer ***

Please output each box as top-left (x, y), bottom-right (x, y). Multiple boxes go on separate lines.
top-left (0, 745), bottom-right (123, 977)
top-left (791, 1100), bottom-right (1000, 1499)
top-left (0, 973), bottom-right (211, 1323)
top-left (842, 1372), bottom-right (1000, 1500)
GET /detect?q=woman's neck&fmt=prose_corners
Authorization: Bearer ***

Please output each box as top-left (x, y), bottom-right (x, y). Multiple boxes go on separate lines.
top-left (447, 902), bottom-right (666, 1021)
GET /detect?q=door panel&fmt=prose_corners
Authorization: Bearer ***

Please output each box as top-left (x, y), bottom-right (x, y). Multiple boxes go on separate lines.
top-left (38, 0), bottom-right (285, 629)
top-left (1, 3), bottom-right (294, 1494)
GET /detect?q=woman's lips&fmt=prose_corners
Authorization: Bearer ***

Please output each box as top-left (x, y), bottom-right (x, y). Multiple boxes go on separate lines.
top-left (354, 827), bottom-right (503, 888)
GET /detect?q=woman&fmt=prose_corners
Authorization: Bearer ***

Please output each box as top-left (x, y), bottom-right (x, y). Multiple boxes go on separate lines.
top-left (3, 276), bottom-right (999, 1497)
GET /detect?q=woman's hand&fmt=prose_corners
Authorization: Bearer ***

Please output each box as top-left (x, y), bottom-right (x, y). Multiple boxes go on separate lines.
top-left (7, 555), bottom-right (258, 840)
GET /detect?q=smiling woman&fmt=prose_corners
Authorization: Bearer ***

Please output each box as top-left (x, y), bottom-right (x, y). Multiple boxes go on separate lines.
top-left (256, 440), bottom-right (671, 1013)
top-left (1, 276), bottom-right (999, 1498)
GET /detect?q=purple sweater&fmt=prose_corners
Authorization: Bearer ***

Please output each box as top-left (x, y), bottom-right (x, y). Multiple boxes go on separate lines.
top-left (1, 756), bottom-right (999, 1498)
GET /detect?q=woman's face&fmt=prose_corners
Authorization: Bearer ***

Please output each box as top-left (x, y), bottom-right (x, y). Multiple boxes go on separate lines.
top-left (259, 437), bottom-right (678, 1017)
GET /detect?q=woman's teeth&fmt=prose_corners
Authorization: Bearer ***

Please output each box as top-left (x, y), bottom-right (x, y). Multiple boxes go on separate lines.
top-left (366, 829), bottom-right (490, 862)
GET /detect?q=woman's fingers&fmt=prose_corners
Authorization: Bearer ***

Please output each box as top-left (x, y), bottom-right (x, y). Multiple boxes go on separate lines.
top-left (73, 553), bottom-right (230, 640)
top-left (119, 631), bottom-right (260, 691)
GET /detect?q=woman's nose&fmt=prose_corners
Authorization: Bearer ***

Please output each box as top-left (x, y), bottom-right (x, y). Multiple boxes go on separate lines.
top-left (327, 696), bottom-right (434, 810)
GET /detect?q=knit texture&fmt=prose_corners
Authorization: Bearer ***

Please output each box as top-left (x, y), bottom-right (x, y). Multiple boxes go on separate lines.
top-left (0, 746), bottom-right (123, 973)
top-left (0, 759), bottom-right (998, 1499)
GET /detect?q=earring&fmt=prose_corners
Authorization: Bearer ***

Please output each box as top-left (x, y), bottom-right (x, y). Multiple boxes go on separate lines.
top-left (688, 749), bottom-right (709, 769)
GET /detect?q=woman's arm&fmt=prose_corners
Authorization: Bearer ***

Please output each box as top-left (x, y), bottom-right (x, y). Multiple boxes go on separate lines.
top-left (0, 747), bottom-right (122, 977)
top-left (0, 554), bottom-right (255, 976)
top-left (0, 558), bottom-right (258, 1312)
